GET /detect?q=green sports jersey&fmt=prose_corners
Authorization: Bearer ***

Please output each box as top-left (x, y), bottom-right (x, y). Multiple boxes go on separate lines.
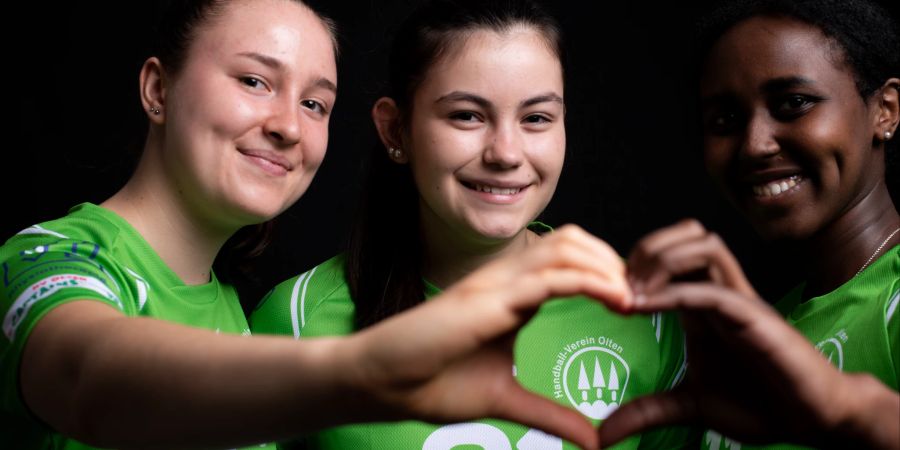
top-left (251, 254), bottom-right (691, 449)
top-left (702, 245), bottom-right (900, 450)
top-left (0, 203), bottom-right (273, 450)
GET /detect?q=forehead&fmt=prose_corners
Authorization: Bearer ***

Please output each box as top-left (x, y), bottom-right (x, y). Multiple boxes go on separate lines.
top-left (423, 28), bottom-right (563, 93)
top-left (188, 0), bottom-right (336, 76)
top-left (701, 16), bottom-right (855, 94)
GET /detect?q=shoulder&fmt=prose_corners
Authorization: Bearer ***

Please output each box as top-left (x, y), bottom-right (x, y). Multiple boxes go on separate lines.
top-left (250, 254), bottom-right (352, 337)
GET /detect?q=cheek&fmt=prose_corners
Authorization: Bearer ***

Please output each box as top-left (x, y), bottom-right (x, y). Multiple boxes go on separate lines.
top-left (303, 123), bottom-right (330, 169)
top-left (702, 138), bottom-right (732, 180)
top-left (411, 125), bottom-right (479, 178)
top-left (540, 132), bottom-right (566, 179)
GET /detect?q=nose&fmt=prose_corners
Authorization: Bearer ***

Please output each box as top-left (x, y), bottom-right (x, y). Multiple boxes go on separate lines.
top-left (483, 124), bottom-right (524, 169)
top-left (263, 97), bottom-right (302, 146)
top-left (740, 111), bottom-right (780, 159)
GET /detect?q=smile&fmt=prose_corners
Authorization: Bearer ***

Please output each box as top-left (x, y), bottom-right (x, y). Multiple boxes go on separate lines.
top-left (469, 183), bottom-right (522, 195)
top-left (460, 180), bottom-right (529, 195)
top-left (238, 148), bottom-right (294, 176)
top-left (751, 175), bottom-right (803, 198)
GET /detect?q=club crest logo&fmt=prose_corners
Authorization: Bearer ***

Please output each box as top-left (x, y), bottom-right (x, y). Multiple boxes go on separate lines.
top-left (815, 329), bottom-right (848, 371)
top-left (553, 336), bottom-right (630, 420)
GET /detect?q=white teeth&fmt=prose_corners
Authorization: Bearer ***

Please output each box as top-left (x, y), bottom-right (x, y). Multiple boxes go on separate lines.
top-left (752, 176), bottom-right (801, 198)
top-left (473, 184), bottom-right (521, 195)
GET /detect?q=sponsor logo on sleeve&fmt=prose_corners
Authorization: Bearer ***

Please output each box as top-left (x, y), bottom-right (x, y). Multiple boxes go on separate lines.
top-left (3, 274), bottom-right (122, 340)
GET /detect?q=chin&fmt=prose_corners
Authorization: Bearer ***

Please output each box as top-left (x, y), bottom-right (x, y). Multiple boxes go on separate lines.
top-left (748, 215), bottom-right (818, 243)
top-left (469, 218), bottom-right (529, 242)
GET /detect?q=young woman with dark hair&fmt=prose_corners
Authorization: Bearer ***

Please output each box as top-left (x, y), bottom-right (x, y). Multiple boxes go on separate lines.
top-left (599, 1), bottom-right (900, 449)
top-left (252, 1), bottom-right (689, 448)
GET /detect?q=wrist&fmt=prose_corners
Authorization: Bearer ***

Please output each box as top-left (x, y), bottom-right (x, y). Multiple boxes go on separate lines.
top-left (826, 373), bottom-right (900, 450)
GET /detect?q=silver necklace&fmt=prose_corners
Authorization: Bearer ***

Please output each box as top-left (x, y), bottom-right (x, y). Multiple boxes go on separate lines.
top-left (856, 227), bottom-right (900, 276)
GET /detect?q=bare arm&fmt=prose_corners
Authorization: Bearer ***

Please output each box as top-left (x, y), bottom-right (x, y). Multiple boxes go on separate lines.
top-left (22, 225), bottom-right (629, 450)
top-left (22, 301), bottom-right (357, 449)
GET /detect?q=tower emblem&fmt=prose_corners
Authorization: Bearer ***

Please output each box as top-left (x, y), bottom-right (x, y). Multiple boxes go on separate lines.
top-left (815, 337), bottom-right (844, 370)
top-left (562, 347), bottom-right (630, 420)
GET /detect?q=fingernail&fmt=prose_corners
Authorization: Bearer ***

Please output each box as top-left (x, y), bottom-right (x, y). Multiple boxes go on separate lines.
top-left (634, 293), bottom-right (646, 306)
top-left (631, 280), bottom-right (644, 295)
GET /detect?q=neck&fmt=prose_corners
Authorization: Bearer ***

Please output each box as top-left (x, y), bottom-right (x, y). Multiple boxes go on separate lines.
top-left (801, 180), bottom-right (900, 296)
top-left (420, 208), bottom-right (538, 289)
top-left (102, 140), bottom-right (238, 285)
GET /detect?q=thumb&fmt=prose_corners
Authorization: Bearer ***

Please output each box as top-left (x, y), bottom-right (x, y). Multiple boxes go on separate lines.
top-left (492, 385), bottom-right (599, 450)
top-left (599, 390), bottom-right (696, 447)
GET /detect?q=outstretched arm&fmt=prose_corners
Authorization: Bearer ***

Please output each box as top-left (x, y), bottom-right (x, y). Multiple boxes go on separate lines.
top-left (22, 225), bottom-right (628, 450)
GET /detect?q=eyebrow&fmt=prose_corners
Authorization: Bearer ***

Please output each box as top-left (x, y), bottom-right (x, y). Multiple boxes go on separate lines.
top-left (237, 51), bottom-right (284, 70)
top-left (760, 76), bottom-right (815, 93)
top-left (700, 76), bottom-right (817, 108)
top-left (313, 77), bottom-right (338, 94)
top-left (237, 51), bottom-right (337, 94)
top-left (521, 93), bottom-right (564, 108)
top-left (435, 91), bottom-right (564, 108)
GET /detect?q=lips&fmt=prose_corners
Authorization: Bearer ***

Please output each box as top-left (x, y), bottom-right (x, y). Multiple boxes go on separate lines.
top-left (738, 167), bottom-right (806, 200)
top-left (460, 179), bottom-right (530, 195)
top-left (238, 148), bottom-right (294, 175)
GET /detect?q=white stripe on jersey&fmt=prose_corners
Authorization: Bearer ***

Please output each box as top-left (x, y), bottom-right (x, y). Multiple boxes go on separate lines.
top-left (125, 268), bottom-right (150, 311)
top-left (669, 334), bottom-right (688, 389)
top-left (886, 289), bottom-right (899, 325)
top-left (4, 274), bottom-right (122, 340)
top-left (16, 225), bottom-right (68, 239)
top-left (289, 266), bottom-right (317, 339)
top-left (652, 312), bottom-right (663, 343)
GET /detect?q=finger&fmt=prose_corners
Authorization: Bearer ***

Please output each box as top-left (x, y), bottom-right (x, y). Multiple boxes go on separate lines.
top-left (632, 283), bottom-right (767, 327)
top-left (551, 225), bottom-right (625, 273)
top-left (639, 232), bottom-right (756, 297)
top-left (508, 226), bottom-right (624, 286)
top-left (503, 267), bottom-right (632, 314)
top-left (628, 219), bottom-right (707, 291)
top-left (598, 390), bottom-right (697, 447)
top-left (492, 386), bottom-right (599, 450)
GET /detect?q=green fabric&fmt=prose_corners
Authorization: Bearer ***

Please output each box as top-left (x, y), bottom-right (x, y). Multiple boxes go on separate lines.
top-left (0, 203), bottom-right (273, 450)
top-left (252, 252), bottom-right (691, 449)
top-left (702, 245), bottom-right (900, 450)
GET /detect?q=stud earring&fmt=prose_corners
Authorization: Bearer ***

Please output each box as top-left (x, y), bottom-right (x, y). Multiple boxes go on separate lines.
top-left (886, 131), bottom-right (893, 140)
top-left (388, 147), bottom-right (403, 159)
top-left (149, 106), bottom-right (161, 115)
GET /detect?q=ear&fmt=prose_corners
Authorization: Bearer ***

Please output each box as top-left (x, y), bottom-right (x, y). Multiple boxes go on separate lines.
top-left (372, 97), bottom-right (408, 163)
top-left (874, 77), bottom-right (899, 142)
top-left (140, 57), bottom-right (168, 125)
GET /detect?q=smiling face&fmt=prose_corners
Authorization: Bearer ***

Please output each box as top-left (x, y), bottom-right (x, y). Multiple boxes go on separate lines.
top-left (404, 28), bottom-right (565, 245)
top-left (160, 0), bottom-right (337, 228)
top-left (700, 16), bottom-right (883, 240)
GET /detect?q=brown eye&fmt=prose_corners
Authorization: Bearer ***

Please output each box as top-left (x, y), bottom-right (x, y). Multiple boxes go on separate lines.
top-left (705, 110), bottom-right (739, 135)
top-left (450, 111), bottom-right (480, 122)
top-left (523, 114), bottom-right (550, 124)
top-left (240, 76), bottom-right (267, 90)
top-left (772, 94), bottom-right (820, 119)
top-left (301, 99), bottom-right (327, 115)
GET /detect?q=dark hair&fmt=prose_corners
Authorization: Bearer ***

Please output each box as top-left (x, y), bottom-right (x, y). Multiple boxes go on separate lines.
top-left (150, 0), bottom-right (338, 285)
top-left (346, 0), bottom-right (563, 329)
top-left (697, 0), bottom-right (900, 179)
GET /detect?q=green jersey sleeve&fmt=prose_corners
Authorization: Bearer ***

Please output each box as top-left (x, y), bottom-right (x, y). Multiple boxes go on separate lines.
top-left (1, 234), bottom-right (132, 415)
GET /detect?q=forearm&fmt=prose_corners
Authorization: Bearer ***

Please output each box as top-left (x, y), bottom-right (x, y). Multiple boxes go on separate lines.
top-left (829, 373), bottom-right (900, 450)
top-left (22, 302), bottom-right (370, 449)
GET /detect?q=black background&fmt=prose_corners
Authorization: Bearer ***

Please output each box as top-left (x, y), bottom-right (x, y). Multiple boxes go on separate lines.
top-left (5, 1), bottom-right (900, 311)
